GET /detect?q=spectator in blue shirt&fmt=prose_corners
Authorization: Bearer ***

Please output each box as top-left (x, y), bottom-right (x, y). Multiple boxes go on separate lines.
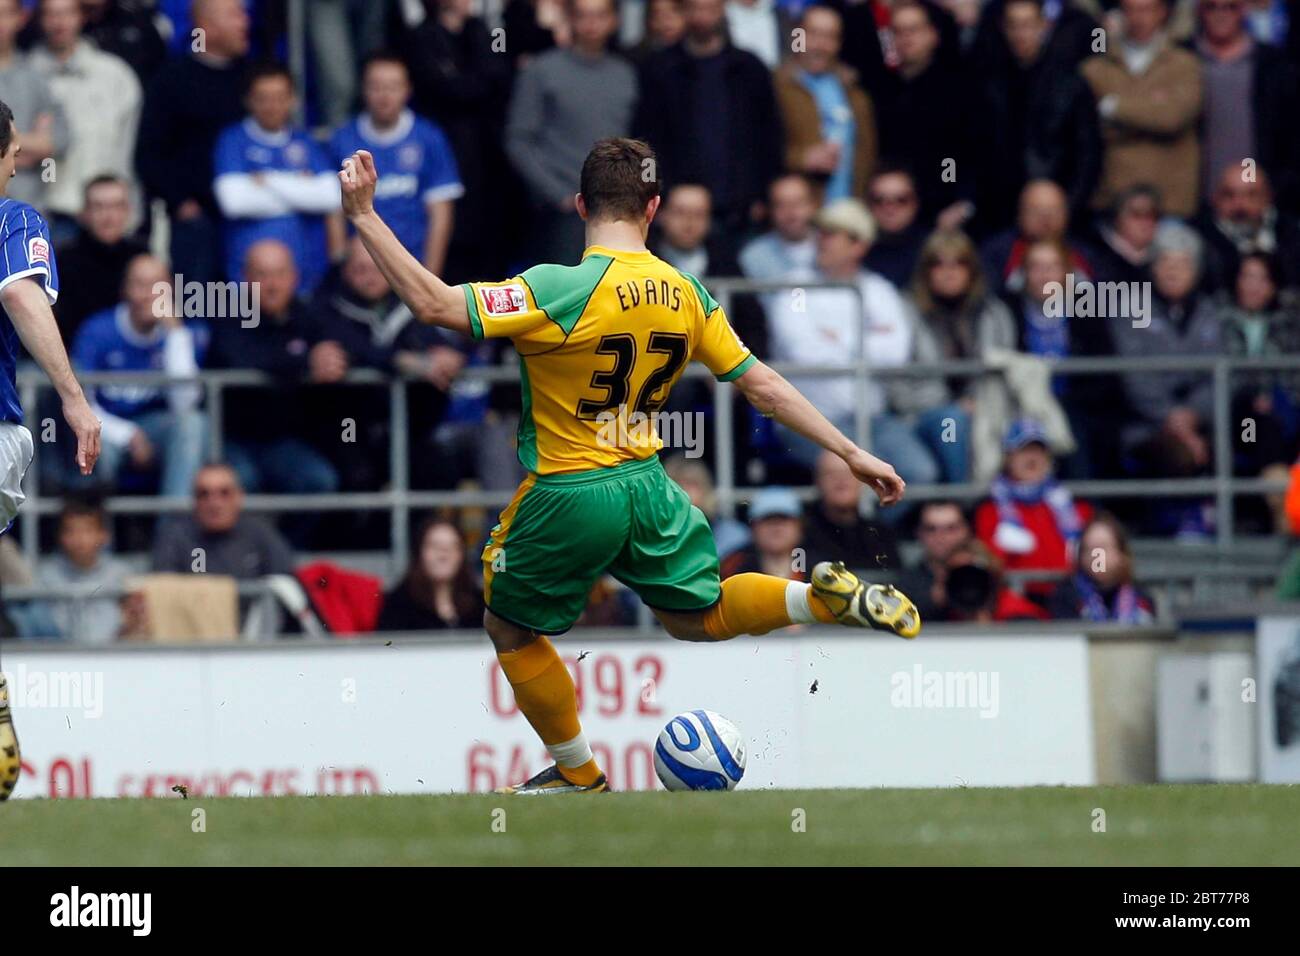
top-left (330, 51), bottom-right (463, 277)
top-left (739, 173), bottom-right (819, 281)
top-left (212, 61), bottom-right (338, 290)
top-left (70, 253), bottom-right (209, 498)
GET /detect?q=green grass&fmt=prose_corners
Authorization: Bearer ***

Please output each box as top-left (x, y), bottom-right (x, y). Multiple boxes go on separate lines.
top-left (6, 785), bottom-right (1300, 865)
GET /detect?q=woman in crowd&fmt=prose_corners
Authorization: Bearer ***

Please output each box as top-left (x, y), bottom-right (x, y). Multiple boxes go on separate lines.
top-left (1048, 513), bottom-right (1156, 624)
top-left (377, 517), bottom-right (485, 631)
top-left (1218, 251), bottom-right (1300, 532)
top-left (1113, 222), bottom-right (1222, 535)
top-left (1087, 184), bottom-right (1163, 287)
top-left (894, 229), bottom-right (1017, 483)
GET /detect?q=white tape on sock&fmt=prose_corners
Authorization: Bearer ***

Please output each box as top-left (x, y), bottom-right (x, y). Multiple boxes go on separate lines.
top-left (549, 732), bottom-right (593, 769)
top-left (785, 581), bottom-right (817, 624)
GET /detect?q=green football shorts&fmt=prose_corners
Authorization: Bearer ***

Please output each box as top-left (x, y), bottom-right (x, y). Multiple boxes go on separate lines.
top-left (482, 455), bottom-right (722, 634)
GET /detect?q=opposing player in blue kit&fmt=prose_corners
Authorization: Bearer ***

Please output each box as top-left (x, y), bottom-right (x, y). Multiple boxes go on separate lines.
top-left (0, 100), bottom-right (102, 800)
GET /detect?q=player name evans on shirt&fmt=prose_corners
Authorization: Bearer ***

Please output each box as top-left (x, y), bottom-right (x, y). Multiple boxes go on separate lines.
top-left (615, 278), bottom-right (684, 312)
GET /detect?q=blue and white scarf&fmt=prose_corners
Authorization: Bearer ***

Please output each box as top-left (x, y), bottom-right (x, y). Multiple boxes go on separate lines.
top-left (1074, 573), bottom-right (1149, 624)
top-left (990, 475), bottom-right (1082, 559)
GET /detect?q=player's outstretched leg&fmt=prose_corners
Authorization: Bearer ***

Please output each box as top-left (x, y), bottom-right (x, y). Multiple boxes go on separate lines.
top-left (486, 612), bottom-right (610, 795)
top-left (656, 568), bottom-right (919, 641)
top-left (0, 671), bottom-right (20, 800)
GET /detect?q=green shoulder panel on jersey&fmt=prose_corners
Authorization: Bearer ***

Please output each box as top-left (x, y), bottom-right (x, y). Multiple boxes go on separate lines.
top-left (676, 268), bottom-right (756, 382)
top-left (459, 255), bottom-right (612, 341)
top-left (520, 255), bottom-right (614, 336)
top-left (677, 269), bottom-right (721, 318)
top-left (516, 355), bottom-right (539, 473)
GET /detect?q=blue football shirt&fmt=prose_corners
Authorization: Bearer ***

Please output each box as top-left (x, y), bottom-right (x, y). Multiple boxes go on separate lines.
top-left (0, 197), bottom-right (60, 422)
top-left (330, 109), bottom-right (464, 259)
top-left (214, 118), bottom-right (333, 289)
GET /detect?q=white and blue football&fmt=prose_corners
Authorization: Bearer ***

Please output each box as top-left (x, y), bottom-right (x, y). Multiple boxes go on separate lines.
top-left (653, 710), bottom-right (747, 791)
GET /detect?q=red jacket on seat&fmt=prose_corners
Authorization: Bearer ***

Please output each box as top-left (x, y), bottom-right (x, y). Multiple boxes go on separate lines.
top-left (296, 562), bottom-right (385, 635)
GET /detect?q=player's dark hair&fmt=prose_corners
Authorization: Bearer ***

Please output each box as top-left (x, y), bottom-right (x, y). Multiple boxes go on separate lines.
top-left (243, 60), bottom-right (295, 95)
top-left (580, 138), bottom-right (660, 223)
top-left (360, 49), bottom-right (409, 79)
top-left (0, 99), bottom-right (14, 159)
top-left (1003, 0), bottom-right (1046, 14)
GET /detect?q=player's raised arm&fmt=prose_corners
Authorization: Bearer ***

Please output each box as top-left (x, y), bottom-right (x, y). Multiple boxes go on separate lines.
top-left (733, 359), bottom-right (905, 506)
top-left (338, 150), bottom-right (469, 334)
top-left (0, 278), bottom-right (100, 475)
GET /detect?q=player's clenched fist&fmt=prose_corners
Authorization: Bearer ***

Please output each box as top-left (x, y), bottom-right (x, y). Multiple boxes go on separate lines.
top-left (338, 149), bottom-right (378, 219)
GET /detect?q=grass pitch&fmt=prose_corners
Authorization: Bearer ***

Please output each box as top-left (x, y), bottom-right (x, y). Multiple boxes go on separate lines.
top-left (5, 784), bottom-right (1299, 866)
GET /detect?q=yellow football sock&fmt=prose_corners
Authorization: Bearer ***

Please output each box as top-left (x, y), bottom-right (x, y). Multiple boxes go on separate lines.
top-left (497, 636), bottom-right (602, 786)
top-left (807, 591), bottom-right (836, 623)
top-left (702, 573), bottom-right (835, 640)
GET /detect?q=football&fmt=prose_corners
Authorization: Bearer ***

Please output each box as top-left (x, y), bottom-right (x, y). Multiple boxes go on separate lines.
top-left (653, 710), bottom-right (747, 791)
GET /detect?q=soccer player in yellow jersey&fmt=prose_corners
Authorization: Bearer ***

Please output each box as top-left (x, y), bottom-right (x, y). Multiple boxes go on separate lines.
top-left (340, 138), bottom-right (920, 794)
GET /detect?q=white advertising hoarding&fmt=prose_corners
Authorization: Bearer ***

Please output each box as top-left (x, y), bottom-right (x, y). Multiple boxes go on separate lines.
top-left (3, 632), bottom-right (1094, 797)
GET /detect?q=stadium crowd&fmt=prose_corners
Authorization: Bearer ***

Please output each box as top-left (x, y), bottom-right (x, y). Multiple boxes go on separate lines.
top-left (1, 0), bottom-right (1299, 639)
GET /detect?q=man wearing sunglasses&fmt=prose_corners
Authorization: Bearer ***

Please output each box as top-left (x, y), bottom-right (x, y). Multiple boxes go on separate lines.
top-left (150, 463), bottom-right (294, 582)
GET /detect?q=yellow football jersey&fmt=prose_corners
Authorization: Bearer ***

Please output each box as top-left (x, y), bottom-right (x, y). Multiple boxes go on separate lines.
top-left (459, 245), bottom-right (755, 475)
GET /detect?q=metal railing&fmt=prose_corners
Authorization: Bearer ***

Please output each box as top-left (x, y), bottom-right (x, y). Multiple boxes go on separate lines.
top-left (16, 279), bottom-right (1296, 574)
top-left (710, 278), bottom-right (1295, 553)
